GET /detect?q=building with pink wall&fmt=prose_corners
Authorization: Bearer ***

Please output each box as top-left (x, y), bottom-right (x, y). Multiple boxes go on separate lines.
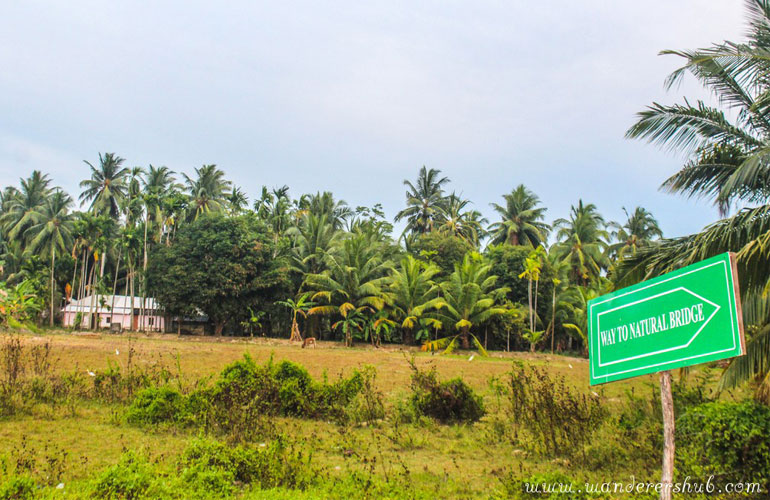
top-left (62, 295), bottom-right (165, 331)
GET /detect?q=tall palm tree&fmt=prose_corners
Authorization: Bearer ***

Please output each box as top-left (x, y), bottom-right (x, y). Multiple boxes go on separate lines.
top-left (488, 184), bottom-right (549, 247)
top-left (386, 255), bottom-right (442, 345)
top-left (622, 0), bottom-right (770, 401)
top-left (80, 153), bottom-right (130, 218)
top-left (424, 252), bottom-right (508, 352)
top-left (552, 200), bottom-right (609, 286)
top-left (395, 166), bottom-right (450, 235)
top-left (0, 171), bottom-right (52, 242)
top-left (436, 192), bottom-right (487, 246)
top-left (299, 191), bottom-right (352, 229)
top-left (288, 213), bottom-right (340, 277)
top-left (608, 206), bottom-right (663, 261)
top-left (227, 186), bottom-right (249, 215)
top-left (24, 190), bottom-right (75, 326)
top-left (183, 164), bottom-right (231, 220)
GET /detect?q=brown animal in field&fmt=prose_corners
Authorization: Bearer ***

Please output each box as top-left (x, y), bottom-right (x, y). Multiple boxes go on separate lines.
top-left (302, 337), bottom-right (316, 349)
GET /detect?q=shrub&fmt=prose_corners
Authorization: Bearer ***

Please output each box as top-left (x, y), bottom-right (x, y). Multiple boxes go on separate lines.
top-left (677, 401), bottom-right (770, 488)
top-left (91, 451), bottom-right (167, 499)
top-left (406, 360), bottom-right (484, 424)
top-left (178, 436), bottom-right (315, 492)
top-left (125, 387), bottom-right (185, 425)
top-left (491, 363), bottom-right (606, 458)
top-left (0, 476), bottom-right (35, 500)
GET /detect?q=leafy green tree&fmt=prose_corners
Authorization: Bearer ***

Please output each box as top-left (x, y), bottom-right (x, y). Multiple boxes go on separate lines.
top-left (409, 231), bottom-right (473, 276)
top-left (552, 200), bottom-right (609, 286)
top-left (395, 166), bottom-right (450, 235)
top-left (488, 184), bottom-right (549, 247)
top-left (386, 255), bottom-right (442, 345)
top-left (80, 153), bottom-right (130, 218)
top-left (485, 244), bottom-right (553, 319)
top-left (436, 192), bottom-right (487, 246)
top-left (24, 190), bottom-right (75, 326)
top-left (147, 214), bottom-right (288, 335)
top-left (425, 252), bottom-right (508, 352)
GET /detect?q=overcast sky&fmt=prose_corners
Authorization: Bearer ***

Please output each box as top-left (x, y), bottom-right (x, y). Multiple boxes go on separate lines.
top-left (0, 1), bottom-right (748, 238)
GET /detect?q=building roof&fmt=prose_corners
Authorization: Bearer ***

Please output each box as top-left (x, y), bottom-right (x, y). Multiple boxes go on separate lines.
top-left (63, 295), bottom-right (163, 315)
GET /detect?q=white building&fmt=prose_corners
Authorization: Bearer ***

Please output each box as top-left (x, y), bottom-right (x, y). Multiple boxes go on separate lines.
top-left (62, 295), bottom-right (165, 331)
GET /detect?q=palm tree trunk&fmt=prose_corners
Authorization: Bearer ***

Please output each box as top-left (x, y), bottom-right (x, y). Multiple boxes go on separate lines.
top-left (550, 287), bottom-right (556, 354)
top-left (70, 245), bottom-right (79, 302)
top-left (79, 249), bottom-right (87, 301)
top-left (460, 326), bottom-right (471, 350)
top-left (49, 250), bottom-right (56, 327)
top-left (527, 279), bottom-right (533, 332)
top-left (88, 259), bottom-right (96, 329)
top-left (110, 247), bottom-right (122, 329)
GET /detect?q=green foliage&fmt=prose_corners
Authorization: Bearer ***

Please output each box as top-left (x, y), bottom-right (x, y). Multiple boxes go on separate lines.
top-left (126, 386), bottom-right (185, 425)
top-left (677, 401), bottom-right (770, 487)
top-left (146, 213), bottom-right (289, 335)
top-left (91, 451), bottom-right (166, 500)
top-left (491, 363), bottom-right (607, 458)
top-left (409, 231), bottom-right (472, 276)
top-left (0, 476), bottom-right (35, 500)
top-left (406, 359), bottom-right (485, 424)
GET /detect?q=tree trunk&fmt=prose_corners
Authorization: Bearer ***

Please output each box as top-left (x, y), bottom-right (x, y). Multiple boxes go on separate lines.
top-left (110, 247), bottom-right (122, 329)
top-left (403, 326), bottom-right (414, 346)
top-left (527, 279), bottom-right (533, 332)
top-left (660, 370), bottom-right (675, 500)
top-left (70, 246), bottom-right (79, 302)
top-left (129, 267), bottom-right (135, 331)
top-left (550, 287), bottom-right (556, 354)
top-left (88, 260), bottom-right (96, 330)
top-left (49, 250), bottom-right (56, 327)
top-left (215, 321), bottom-right (224, 336)
top-left (460, 326), bottom-right (470, 350)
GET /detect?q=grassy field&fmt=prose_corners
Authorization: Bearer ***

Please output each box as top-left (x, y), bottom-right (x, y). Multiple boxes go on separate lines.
top-left (0, 331), bottom-right (732, 499)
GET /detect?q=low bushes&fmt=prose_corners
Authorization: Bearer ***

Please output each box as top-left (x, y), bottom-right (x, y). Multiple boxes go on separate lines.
top-left (677, 400), bottom-right (770, 489)
top-left (125, 355), bottom-right (384, 437)
top-left (491, 362), bottom-right (606, 458)
top-left (403, 358), bottom-right (485, 424)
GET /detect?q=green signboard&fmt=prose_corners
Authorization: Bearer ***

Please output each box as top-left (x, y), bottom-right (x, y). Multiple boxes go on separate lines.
top-left (589, 252), bottom-right (745, 385)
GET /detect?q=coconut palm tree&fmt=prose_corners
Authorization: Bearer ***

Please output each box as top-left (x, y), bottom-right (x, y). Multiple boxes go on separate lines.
top-left (298, 191), bottom-right (352, 229)
top-left (607, 206), bottom-right (663, 261)
top-left (0, 171), bottom-right (52, 242)
top-left (24, 190), bottom-right (75, 326)
top-left (552, 200), bottom-right (609, 286)
top-left (395, 166), bottom-right (450, 235)
top-left (621, 0), bottom-right (770, 400)
top-left (80, 153), bottom-right (130, 218)
top-left (183, 164), bottom-right (231, 220)
top-left (305, 234), bottom-right (392, 344)
top-left (423, 252), bottom-right (508, 353)
top-left (288, 213), bottom-right (340, 277)
top-left (227, 186), bottom-right (249, 215)
top-left (488, 184), bottom-right (549, 247)
top-left (386, 255), bottom-right (442, 345)
top-left (436, 192), bottom-right (487, 246)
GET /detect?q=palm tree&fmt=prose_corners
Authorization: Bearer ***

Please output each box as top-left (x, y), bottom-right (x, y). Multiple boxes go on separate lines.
top-left (395, 166), bottom-right (450, 235)
top-left (436, 192), bottom-right (487, 246)
top-left (80, 153), bottom-right (130, 218)
top-left (183, 165), bottom-right (231, 220)
top-left (227, 186), bottom-right (249, 215)
top-left (621, 0), bottom-right (770, 400)
top-left (298, 191), bottom-right (352, 229)
top-left (424, 252), bottom-right (508, 352)
top-left (386, 255), bottom-right (442, 345)
top-left (0, 171), bottom-right (52, 242)
top-left (305, 234), bottom-right (392, 344)
top-left (24, 190), bottom-right (75, 326)
top-left (608, 207), bottom-right (663, 261)
top-left (288, 213), bottom-right (340, 276)
top-left (276, 293), bottom-right (315, 342)
top-left (552, 200), bottom-right (609, 286)
top-left (488, 184), bottom-right (549, 247)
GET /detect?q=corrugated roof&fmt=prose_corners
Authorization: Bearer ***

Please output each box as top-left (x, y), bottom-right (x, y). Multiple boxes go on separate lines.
top-left (63, 295), bottom-right (163, 315)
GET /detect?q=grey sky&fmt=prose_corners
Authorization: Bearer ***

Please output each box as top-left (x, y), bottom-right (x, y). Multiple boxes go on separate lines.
top-left (0, 1), bottom-right (746, 238)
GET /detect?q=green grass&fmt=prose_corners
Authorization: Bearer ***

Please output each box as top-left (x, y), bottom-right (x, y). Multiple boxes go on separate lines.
top-left (0, 331), bottom-right (744, 499)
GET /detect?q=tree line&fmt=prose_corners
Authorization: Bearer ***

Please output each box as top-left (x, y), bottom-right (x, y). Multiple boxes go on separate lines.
top-left (0, 158), bottom-right (663, 354)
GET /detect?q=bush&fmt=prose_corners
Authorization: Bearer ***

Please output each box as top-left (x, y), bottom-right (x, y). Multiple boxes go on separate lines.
top-left (0, 476), bottom-right (35, 500)
top-left (491, 363), bottom-right (606, 458)
top-left (126, 387), bottom-right (185, 425)
top-left (406, 359), bottom-right (485, 424)
top-left (179, 436), bottom-right (315, 492)
top-left (677, 400), bottom-right (770, 488)
top-left (91, 451), bottom-right (167, 499)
